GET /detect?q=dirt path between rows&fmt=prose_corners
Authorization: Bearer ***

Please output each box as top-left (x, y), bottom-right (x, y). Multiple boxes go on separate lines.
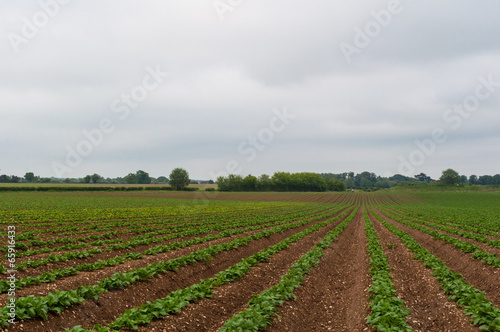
top-left (264, 206), bottom-right (371, 332)
top-left (368, 209), bottom-right (479, 332)
top-left (5, 210), bottom-right (349, 332)
top-left (1, 211), bottom-right (341, 306)
top-left (135, 209), bottom-right (352, 331)
top-left (373, 208), bottom-right (500, 308)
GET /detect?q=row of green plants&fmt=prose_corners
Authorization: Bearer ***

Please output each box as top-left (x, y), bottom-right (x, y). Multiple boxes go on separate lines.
top-left (219, 207), bottom-right (357, 331)
top-left (64, 207), bottom-right (356, 331)
top-left (3, 200), bottom-right (291, 223)
top-left (4, 234), bottom-right (122, 258)
top-left (371, 208), bottom-right (500, 331)
top-left (379, 207), bottom-right (500, 250)
top-left (0, 211), bottom-right (239, 254)
top-left (380, 205), bottom-right (500, 241)
top-left (1, 203), bottom-right (307, 251)
top-left (363, 207), bottom-right (412, 331)
top-left (15, 248), bottom-right (104, 270)
top-left (0, 207), bottom-right (332, 293)
top-left (2, 204), bottom-right (333, 274)
top-left (0, 207), bottom-right (344, 326)
top-left (376, 208), bottom-right (500, 268)
top-left (0, 205), bottom-right (340, 292)
top-left (0, 253), bottom-right (143, 293)
top-left (385, 193), bottom-right (500, 232)
top-left (0, 203), bottom-right (288, 241)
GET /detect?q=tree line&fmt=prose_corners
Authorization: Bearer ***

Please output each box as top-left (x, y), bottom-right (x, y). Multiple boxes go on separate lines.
top-left (1, 169), bottom-right (499, 189)
top-left (0, 168), bottom-right (200, 191)
top-left (319, 170), bottom-right (500, 188)
top-left (217, 172), bottom-right (346, 192)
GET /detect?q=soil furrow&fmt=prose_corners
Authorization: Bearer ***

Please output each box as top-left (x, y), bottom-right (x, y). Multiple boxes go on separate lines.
top-left (265, 206), bottom-right (371, 332)
top-left (6, 213), bottom-right (339, 332)
top-left (134, 209), bottom-right (349, 331)
top-left (369, 209), bottom-right (479, 332)
top-left (373, 208), bottom-right (500, 308)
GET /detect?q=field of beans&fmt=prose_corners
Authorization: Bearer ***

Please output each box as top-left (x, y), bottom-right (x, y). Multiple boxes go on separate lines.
top-left (1, 190), bottom-right (499, 331)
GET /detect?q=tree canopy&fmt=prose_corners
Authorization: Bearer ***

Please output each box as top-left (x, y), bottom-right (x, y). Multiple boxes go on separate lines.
top-left (439, 168), bottom-right (461, 186)
top-left (217, 172), bottom-right (345, 192)
top-left (169, 168), bottom-right (190, 191)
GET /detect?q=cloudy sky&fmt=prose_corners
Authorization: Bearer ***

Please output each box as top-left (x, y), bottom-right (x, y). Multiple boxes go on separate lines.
top-left (1, 1), bottom-right (499, 180)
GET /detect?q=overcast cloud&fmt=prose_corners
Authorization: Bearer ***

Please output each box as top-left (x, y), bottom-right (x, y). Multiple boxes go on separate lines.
top-left (1, 0), bottom-right (499, 180)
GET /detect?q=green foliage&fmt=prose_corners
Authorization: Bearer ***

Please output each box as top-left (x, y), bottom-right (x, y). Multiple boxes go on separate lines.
top-left (61, 206), bottom-right (350, 331)
top-left (169, 168), bottom-right (190, 190)
top-left (439, 168), bottom-right (461, 186)
top-left (242, 175), bottom-right (258, 191)
top-left (363, 207), bottom-right (412, 331)
top-left (221, 208), bottom-right (357, 331)
top-left (0, 204), bottom-right (341, 326)
top-left (24, 172), bottom-right (35, 182)
top-left (378, 207), bottom-right (500, 268)
top-left (326, 177), bottom-right (346, 191)
top-left (218, 172), bottom-right (331, 192)
top-left (136, 170), bottom-right (151, 184)
top-left (371, 207), bottom-right (500, 331)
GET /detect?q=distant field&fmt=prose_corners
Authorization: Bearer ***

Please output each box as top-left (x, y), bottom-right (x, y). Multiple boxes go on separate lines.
top-left (0, 183), bottom-right (218, 190)
top-left (0, 191), bottom-right (499, 331)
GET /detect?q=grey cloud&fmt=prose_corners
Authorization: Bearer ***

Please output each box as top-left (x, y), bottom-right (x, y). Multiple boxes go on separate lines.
top-left (1, 1), bottom-right (499, 179)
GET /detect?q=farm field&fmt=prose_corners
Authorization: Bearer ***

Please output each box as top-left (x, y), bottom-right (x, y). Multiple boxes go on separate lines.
top-left (0, 191), bottom-right (500, 331)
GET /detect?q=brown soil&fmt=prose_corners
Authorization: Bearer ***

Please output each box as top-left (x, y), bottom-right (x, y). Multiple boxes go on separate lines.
top-left (373, 208), bottom-right (500, 308)
top-left (368, 209), bottom-right (479, 332)
top-left (5, 211), bottom-right (343, 332)
top-left (264, 206), bottom-right (371, 332)
top-left (8, 230), bottom-right (221, 279)
top-left (7, 206), bottom-right (338, 279)
top-left (135, 209), bottom-right (351, 331)
top-left (0, 225), bottom-right (282, 305)
top-left (3, 193), bottom-right (496, 332)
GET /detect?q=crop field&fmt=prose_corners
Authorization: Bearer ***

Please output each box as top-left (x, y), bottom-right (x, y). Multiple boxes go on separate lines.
top-left (0, 190), bottom-right (499, 331)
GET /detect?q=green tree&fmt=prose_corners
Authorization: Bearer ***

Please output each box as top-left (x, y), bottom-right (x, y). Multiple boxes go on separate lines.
top-left (326, 178), bottom-right (346, 191)
top-left (414, 173), bottom-right (432, 183)
top-left (469, 175), bottom-right (478, 185)
top-left (156, 176), bottom-right (169, 184)
top-left (271, 172), bottom-right (292, 191)
top-left (82, 175), bottom-right (92, 183)
top-left (10, 175), bottom-right (20, 183)
top-left (355, 171), bottom-right (377, 188)
top-left (169, 168), bottom-right (190, 190)
top-left (217, 176), bottom-right (229, 191)
top-left (124, 173), bottom-right (138, 184)
top-left (24, 172), bottom-right (35, 183)
top-left (0, 175), bottom-right (11, 183)
top-left (478, 175), bottom-right (493, 185)
top-left (242, 175), bottom-right (258, 191)
top-left (91, 173), bottom-right (103, 183)
top-left (136, 170), bottom-right (151, 184)
top-left (257, 174), bottom-right (272, 191)
top-left (439, 168), bottom-right (461, 186)
top-left (227, 174), bottom-right (243, 191)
